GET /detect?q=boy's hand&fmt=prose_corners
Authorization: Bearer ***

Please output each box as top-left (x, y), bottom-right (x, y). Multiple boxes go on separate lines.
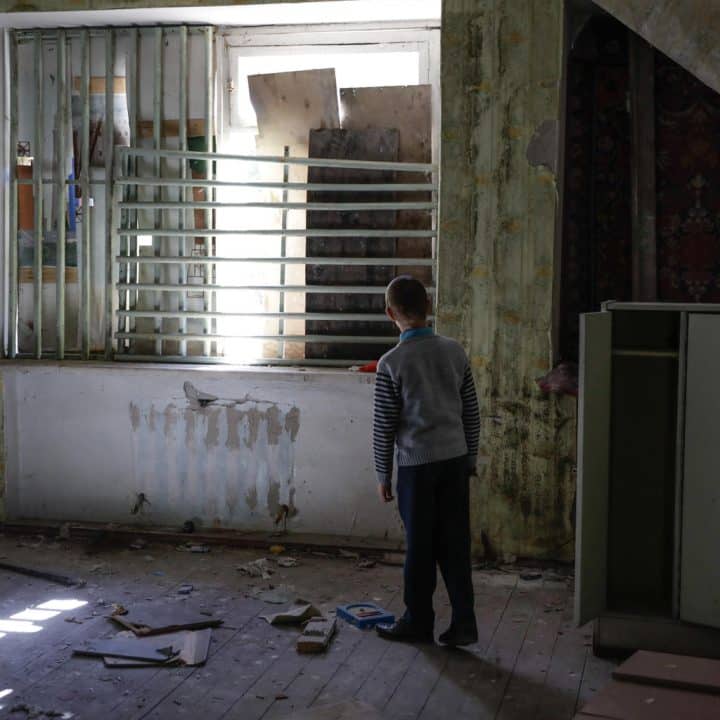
top-left (378, 482), bottom-right (394, 503)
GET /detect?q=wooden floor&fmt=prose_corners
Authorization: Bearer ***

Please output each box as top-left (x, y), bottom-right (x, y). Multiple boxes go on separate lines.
top-left (0, 534), bottom-right (614, 719)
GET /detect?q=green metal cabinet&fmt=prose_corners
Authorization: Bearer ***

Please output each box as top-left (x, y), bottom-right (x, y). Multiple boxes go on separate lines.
top-left (575, 302), bottom-right (720, 657)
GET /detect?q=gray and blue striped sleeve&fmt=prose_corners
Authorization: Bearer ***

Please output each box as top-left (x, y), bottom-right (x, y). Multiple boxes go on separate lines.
top-left (373, 366), bottom-right (401, 486)
top-left (460, 362), bottom-right (480, 470)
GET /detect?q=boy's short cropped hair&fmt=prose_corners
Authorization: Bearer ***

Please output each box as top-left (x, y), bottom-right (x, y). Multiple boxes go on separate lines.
top-left (386, 275), bottom-right (428, 320)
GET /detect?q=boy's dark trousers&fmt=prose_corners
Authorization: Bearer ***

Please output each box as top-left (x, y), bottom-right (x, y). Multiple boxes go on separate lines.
top-left (397, 455), bottom-right (476, 633)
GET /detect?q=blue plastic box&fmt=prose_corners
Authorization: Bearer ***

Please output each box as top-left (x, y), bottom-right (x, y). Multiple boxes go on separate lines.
top-left (336, 602), bottom-right (395, 629)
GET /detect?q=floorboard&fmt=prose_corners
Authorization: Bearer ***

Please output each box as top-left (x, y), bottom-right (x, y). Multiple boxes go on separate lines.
top-left (0, 536), bottom-right (612, 720)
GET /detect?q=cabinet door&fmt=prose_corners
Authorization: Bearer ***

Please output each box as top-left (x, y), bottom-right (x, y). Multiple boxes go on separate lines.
top-left (575, 311), bottom-right (612, 626)
top-left (681, 314), bottom-right (720, 628)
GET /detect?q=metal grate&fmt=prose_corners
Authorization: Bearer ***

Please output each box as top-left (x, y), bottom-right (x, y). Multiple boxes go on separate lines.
top-left (111, 146), bottom-right (438, 365)
top-left (6, 25), bottom-right (215, 361)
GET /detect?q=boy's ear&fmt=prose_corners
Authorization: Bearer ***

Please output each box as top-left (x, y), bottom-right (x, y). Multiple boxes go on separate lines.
top-left (386, 305), bottom-right (396, 321)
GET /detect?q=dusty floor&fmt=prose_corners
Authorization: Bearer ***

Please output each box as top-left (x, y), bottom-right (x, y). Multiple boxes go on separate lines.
top-left (0, 533), bottom-right (614, 719)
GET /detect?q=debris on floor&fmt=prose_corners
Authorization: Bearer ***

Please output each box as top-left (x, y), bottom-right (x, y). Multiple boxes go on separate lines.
top-left (177, 584), bottom-right (194, 595)
top-left (297, 617), bottom-right (337, 654)
top-left (74, 636), bottom-right (180, 664)
top-left (176, 542), bottom-right (210, 553)
top-left (275, 556), bottom-right (300, 568)
top-left (129, 538), bottom-right (147, 550)
top-left (519, 571), bottom-right (542, 581)
top-left (338, 549), bottom-right (360, 560)
top-left (75, 628), bottom-right (213, 668)
top-left (237, 558), bottom-right (273, 579)
top-left (251, 585), bottom-right (295, 605)
top-left (357, 559), bottom-right (376, 570)
top-left (260, 602), bottom-right (322, 626)
top-left (9, 703), bottom-right (74, 719)
top-left (575, 650), bottom-right (720, 719)
top-left (337, 602), bottom-right (394, 629)
top-left (269, 544), bottom-right (286, 555)
top-left (379, 552), bottom-right (404, 567)
top-left (109, 603), bottom-right (223, 635)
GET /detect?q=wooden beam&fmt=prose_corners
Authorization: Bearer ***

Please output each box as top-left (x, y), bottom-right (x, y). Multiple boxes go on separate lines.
top-left (629, 33), bottom-right (657, 301)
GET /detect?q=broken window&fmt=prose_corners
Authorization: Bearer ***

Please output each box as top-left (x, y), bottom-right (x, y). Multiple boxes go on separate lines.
top-left (4, 14), bottom-right (440, 366)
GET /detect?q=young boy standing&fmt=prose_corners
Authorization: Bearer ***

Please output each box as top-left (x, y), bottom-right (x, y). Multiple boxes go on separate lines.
top-left (373, 275), bottom-right (480, 646)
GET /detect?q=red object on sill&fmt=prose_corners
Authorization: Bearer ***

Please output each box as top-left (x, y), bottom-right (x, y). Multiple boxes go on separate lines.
top-left (358, 361), bottom-right (378, 373)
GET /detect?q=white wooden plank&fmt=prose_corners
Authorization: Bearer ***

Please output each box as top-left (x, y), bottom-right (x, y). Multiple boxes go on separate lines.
top-left (574, 311), bottom-right (612, 626)
top-left (681, 314), bottom-right (720, 628)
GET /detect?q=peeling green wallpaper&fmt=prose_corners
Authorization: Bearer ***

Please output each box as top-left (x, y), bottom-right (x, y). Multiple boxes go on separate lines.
top-left (439, 0), bottom-right (575, 561)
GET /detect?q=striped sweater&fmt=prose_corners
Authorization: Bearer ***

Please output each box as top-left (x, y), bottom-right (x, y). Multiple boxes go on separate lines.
top-left (373, 328), bottom-right (480, 485)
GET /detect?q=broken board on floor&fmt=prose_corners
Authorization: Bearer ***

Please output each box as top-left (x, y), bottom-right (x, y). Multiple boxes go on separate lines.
top-left (105, 629), bottom-right (212, 667)
top-left (110, 604), bottom-right (222, 636)
top-left (297, 617), bottom-right (336, 654)
top-left (76, 628), bottom-right (212, 667)
top-left (576, 679), bottom-right (720, 719)
top-left (612, 650), bottom-right (720, 695)
top-left (287, 700), bottom-right (384, 720)
top-left (74, 635), bottom-right (182, 664)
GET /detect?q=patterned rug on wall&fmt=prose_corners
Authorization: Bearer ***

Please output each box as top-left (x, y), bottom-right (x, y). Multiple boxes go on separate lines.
top-left (656, 51), bottom-right (720, 302)
top-left (560, 17), bottom-right (632, 361)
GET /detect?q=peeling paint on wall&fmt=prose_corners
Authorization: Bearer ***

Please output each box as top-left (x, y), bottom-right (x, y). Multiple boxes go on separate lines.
top-left (128, 394), bottom-right (301, 526)
top-left (526, 119), bottom-right (559, 174)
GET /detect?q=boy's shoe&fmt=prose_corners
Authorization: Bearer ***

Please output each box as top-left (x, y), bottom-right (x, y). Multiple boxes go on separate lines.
top-left (438, 625), bottom-right (478, 647)
top-left (375, 618), bottom-right (434, 643)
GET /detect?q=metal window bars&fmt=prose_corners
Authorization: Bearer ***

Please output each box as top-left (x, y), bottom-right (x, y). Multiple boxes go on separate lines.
top-left (6, 25), bottom-right (216, 361)
top-left (7, 25), bottom-right (438, 366)
top-left (111, 146), bottom-right (438, 365)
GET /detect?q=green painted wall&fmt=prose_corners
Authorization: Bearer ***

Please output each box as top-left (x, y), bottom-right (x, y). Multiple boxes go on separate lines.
top-left (1, 0), bottom-right (577, 560)
top-left (439, 0), bottom-right (575, 561)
